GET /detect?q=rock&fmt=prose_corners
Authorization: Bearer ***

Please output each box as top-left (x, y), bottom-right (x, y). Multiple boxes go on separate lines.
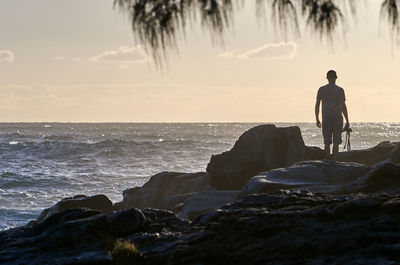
top-left (129, 191), bottom-right (400, 264)
top-left (36, 208), bottom-right (105, 232)
top-left (142, 208), bottom-right (189, 228)
top-left (4, 191), bottom-right (400, 264)
top-left (207, 124), bottom-right (306, 190)
top-left (390, 145), bottom-right (400, 164)
top-left (122, 187), bottom-right (140, 201)
top-left (346, 162), bottom-right (400, 194)
top-left (177, 190), bottom-right (240, 220)
top-left (36, 194), bottom-right (114, 223)
top-left (1, 208), bottom-right (111, 265)
top-left (168, 171), bottom-right (212, 195)
top-left (161, 186), bottom-right (217, 213)
top-left (239, 160), bottom-right (370, 198)
top-left (120, 172), bottom-right (185, 209)
top-left (107, 208), bottom-right (147, 235)
top-left (333, 141), bottom-right (400, 166)
top-left (161, 193), bottom-right (194, 212)
top-left (120, 171), bottom-right (210, 210)
top-left (304, 145), bottom-right (326, 160)
top-left (114, 187), bottom-right (141, 210)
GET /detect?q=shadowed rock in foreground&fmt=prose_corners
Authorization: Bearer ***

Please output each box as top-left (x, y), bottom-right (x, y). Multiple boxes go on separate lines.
top-left (2, 191), bottom-right (400, 264)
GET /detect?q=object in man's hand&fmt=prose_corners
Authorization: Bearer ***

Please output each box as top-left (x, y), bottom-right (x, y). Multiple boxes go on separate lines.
top-left (343, 125), bottom-right (352, 151)
top-left (343, 123), bottom-right (351, 132)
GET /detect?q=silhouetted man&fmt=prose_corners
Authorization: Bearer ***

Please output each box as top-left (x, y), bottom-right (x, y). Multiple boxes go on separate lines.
top-left (315, 70), bottom-right (350, 156)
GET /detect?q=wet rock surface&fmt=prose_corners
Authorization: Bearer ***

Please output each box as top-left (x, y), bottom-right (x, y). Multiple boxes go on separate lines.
top-left (2, 191), bottom-right (400, 264)
top-left (239, 160), bottom-right (371, 197)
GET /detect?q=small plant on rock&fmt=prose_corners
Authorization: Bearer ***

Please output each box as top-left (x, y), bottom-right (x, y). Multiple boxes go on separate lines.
top-left (111, 239), bottom-right (142, 265)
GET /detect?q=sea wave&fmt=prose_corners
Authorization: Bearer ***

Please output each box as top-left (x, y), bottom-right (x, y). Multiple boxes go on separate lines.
top-left (0, 138), bottom-right (207, 162)
top-left (0, 208), bottom-right (40, 230)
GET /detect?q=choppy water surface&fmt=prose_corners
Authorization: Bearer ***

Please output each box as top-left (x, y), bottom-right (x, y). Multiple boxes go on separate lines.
top-left (1, 122), bottom-right (400, 230)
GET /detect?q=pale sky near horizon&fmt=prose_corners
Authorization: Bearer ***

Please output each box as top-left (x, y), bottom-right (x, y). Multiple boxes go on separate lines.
top-left (0, 0), bottom-right (399, 122)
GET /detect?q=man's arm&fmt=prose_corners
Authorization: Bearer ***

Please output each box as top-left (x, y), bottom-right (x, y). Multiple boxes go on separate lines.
top-left (315, 99), bottom-right (321, 128)
top-left (341, 101), bottom-right (349, 125)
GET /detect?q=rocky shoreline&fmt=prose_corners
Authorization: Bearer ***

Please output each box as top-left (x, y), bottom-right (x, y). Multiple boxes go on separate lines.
top-left (1, 124), bottom-right (400, 264)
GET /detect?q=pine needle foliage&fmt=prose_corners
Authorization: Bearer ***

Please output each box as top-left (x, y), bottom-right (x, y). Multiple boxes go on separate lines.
top-left (114, 0), bottom-right (400, 66)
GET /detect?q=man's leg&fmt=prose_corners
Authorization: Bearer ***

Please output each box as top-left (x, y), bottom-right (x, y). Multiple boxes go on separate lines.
top-left (332, 143), bottom-right (339, 155)
top-left (324, 144), bottom-right (331, 157)
top-left (332, 116), bottom-right (344, 155)
top-left (322, 119), bottom-right (332, 157)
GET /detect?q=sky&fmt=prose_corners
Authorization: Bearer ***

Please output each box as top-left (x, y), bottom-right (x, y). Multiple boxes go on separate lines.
top-left (0, 0), bottom-right (399, 122)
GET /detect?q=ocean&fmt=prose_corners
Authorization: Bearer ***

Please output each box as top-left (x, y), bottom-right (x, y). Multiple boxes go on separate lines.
top-left (1, 122), bottom-right (400, 231)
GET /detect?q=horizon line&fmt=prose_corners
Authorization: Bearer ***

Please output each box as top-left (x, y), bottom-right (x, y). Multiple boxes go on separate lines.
top-left (0, 121), bottom-right (399, 124)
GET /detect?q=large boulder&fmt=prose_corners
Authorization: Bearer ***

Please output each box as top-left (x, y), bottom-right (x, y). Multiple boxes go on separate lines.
top-left (120, 171), bottom-right (212, 210)
top-left (239, 160), bottom-right (370, 198)
top-left (36, 194), bottom-right (114, 223)
top-left (207, 124), bottom-right (306, 190)
top-left (333, 141), bottom-right (400, 166)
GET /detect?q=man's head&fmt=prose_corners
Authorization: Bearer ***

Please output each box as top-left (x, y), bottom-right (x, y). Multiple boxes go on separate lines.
top-left (327, 70), bottom-right (337, 83)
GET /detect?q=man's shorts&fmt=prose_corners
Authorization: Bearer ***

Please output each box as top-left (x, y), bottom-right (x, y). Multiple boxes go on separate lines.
top-left (322, 116), bottom-right (343, 145)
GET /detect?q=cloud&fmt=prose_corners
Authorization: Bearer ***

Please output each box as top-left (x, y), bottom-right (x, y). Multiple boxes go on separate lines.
top-left (0, 50), bottom-right (14, 62)
top-left (53, 57), bottom-right (82, 62)
top-left (238, 42), bottom-right (297, 60)
top-left (90, 46), bottom-right (147, 63)
top-left (218, 42), bottom-right (297, 60)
